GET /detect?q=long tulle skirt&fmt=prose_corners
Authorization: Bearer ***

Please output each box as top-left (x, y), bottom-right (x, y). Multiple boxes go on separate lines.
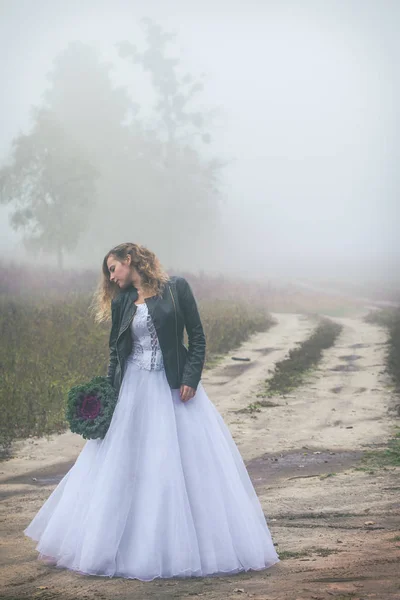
top-left (24, 361), bottom-right (279, 580)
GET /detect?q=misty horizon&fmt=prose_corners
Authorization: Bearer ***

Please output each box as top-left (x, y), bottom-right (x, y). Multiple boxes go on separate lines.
top-left (0, 0), bottom-right (398, 284)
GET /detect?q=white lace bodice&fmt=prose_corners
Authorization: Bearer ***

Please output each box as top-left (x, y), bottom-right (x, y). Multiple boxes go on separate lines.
top-left (127, 303), bottom-right (164, 371)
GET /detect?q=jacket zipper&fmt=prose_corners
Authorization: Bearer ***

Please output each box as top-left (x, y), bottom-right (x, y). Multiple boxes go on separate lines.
top-left (168, 284), bottom-right (180, 376)
top-left (115, 304), bottom-right (136, 376)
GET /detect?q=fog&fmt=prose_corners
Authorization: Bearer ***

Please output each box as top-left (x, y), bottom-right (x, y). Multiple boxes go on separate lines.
top-left (0, 0), bottom-right (398, 284)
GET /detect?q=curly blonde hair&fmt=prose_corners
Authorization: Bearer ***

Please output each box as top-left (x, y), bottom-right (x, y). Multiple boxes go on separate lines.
top-left (92, 243), bottom-right (169, 323)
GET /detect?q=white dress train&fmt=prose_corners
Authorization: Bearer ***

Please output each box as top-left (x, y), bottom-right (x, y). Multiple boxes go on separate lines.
top-left (24, 303), bottom-right (279, 580)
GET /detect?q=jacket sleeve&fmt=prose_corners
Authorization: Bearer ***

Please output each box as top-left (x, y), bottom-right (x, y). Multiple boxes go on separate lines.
top-left (176, 277), bottom-right (206, 389)
top-left (106, 299), bottom-right (119, 386)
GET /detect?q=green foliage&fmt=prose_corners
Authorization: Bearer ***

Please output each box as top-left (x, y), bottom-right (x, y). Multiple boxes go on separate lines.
top-left (118, 18), bottom-right (215, 145)
top-left (360, 309), bottom-right (400, 469)
top-left (365, 307), bottom-right (400, 392)
top-left (200, 299), bottom-right (275, 356)
top-left (0, 295), bottom-right (109, 456)
top-left (26, 35), bottom-right (224, 269)
top-left (117, 20), bottom-right (225, 265)
top-left (363, 428), bottom-right (400, 468)
top-left (66, 376), bottom-right (117, 440)
top-left (277, 547), bottom-right (339, 560)
top-left (0, 110), bottom-right (98, 268)
top-left (236, 400), bottom-right (279, 414)
top-left (264, 318), bottom-right (343, 395)
top-left (386, 310), bottom-right (400, 393)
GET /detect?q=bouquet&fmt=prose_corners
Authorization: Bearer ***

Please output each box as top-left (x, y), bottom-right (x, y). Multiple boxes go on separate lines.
top-left (66, 376), bottom-right (118, 440)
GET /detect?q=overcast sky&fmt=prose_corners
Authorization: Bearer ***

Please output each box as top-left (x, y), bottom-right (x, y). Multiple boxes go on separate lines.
top-left (0, 0), bottom-right (398, 281)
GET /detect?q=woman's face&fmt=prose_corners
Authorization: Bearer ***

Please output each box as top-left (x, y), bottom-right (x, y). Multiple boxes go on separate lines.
top-left (106, 254), bottom-right (133, 289)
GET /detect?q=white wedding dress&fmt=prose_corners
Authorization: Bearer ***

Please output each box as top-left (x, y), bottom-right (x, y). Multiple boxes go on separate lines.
top-left (24, 303), bottom-right (279, 580)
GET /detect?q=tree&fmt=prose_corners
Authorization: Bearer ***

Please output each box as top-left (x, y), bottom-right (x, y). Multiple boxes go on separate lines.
top-left (118, 18), bottom-right (217, 146)
top-left (117, 19), bottom-right (226, 267)
top-left (1, 28), bottom-right (225, 271)
top-left (40, 42), bottom-right (151, 256)
top-left (0, 109), bottom-right (98, 269)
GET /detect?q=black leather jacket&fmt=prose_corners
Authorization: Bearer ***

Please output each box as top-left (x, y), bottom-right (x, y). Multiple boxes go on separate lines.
top-left (106, 276), bottom-right (206, 394)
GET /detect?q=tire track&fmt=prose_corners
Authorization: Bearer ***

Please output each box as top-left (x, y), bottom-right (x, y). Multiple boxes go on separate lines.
top-left (223, 315), bottom-right (390, 461)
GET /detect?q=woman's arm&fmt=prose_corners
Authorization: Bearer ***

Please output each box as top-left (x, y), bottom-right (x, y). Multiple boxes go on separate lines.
top-left (106, 299), bottom-right (119, 387)
top-left (176, 277), bottom-right (206, 390)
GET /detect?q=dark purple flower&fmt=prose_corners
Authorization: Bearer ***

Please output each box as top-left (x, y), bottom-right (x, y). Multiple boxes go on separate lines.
top-left (79, 394), bottom-right (101, 419)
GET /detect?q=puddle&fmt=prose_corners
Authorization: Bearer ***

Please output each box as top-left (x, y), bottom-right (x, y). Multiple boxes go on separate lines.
top-left (245, 449), bottom-right (363, 485)
top-left (331, 386), bottom-right (344, 394)
top-left (339, 354), bottom-right (362, 361)
top-left (1, 460), bottom-right (75, 488)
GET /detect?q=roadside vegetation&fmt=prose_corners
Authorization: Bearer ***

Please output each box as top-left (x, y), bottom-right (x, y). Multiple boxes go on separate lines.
top-left (361, 307), bottom-right (400, 468)
top-left (365, 307), bottom-right (400, 392)
top-left (0, 265), bottom-right (274, 457)
top-left (0, 261), bottom-right (368, 457)
top-left (261, 318), bottom-right (343, 397)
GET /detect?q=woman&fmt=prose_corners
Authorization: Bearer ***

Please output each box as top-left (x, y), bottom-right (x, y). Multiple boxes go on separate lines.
top-left (24, 243), bottom-right (279, 580)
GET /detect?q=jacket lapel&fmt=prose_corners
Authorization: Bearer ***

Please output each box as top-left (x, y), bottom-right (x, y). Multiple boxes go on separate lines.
top-left (119, 287), bottom-right (138, 336)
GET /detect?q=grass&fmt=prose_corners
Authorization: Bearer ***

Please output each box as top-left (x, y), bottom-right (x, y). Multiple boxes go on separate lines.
top-left (0, 263), bottom-right (388, 457)
top-left (200, 299), bottom-right (276, 356)
top-left (278, 547), bottom-right (339, 560)
top-left (235, 399), bottom-right (280, 414)
top-left (262, 318), bottom-right (343, 396)
top-left (364, 307), bottom-right (400, 392)
top-left (306, 306), bottom-right (362, 318)
top-left (203, 353), bottom-right (225, 370)
top-left (390, 535), bottom-right (400, 542)
top-left (237, 317), bottom-right (343, 414)
top-left (361, 428), bottom-right (400, 468)
top-left (0, 293), bottom-right (274, 457)
top-left (319, 472), bottom-right (337, 480)
top-left (359, 309), bottom-right (400, 470)
top-left (278, 550), bottom-right (307, 560)
top-left (364, 308), bottom-right (399, 328)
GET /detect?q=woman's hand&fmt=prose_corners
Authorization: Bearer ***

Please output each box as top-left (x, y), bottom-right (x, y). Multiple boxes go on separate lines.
top-left (180, 385), bottom-right (196, 402)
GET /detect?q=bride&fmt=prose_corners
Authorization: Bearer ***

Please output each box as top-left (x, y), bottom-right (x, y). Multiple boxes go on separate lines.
top-left (24, 242), bottom-right (279, 581)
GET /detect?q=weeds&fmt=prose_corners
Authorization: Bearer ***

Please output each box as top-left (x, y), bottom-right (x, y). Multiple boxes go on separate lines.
top-left (361, 428), bottom-right (400, 468)
top-left (203, 354), bottom-right (225, 370)
top-left (364, 307), bottom-right (400, 392)
top-left (278, 550), bottom-right (308, 560)
top-left (359, 309), bottom-right (400, 469)
top-left (364, 308), bottom-right (399, 328)
top-left (278, 547), bottom-right (339, 560)
top-left (236, 399), bottom-right (280, 414)
top-left (263, 318), bottom-right (343, 396)
top-left (200, 299), bottom-right (275, 355)
top-left (0, 293), bottom-right (274, 456)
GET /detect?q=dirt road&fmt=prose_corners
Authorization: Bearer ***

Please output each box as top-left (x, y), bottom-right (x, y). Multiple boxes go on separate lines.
top-left (1, 312), bottom-right (399, 599)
